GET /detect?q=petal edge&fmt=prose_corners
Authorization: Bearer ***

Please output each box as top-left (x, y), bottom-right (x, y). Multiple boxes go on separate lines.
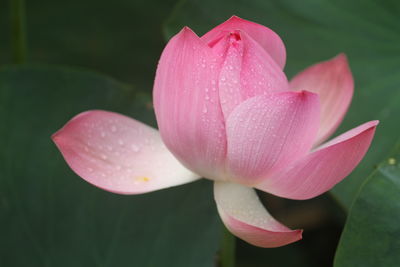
top-left (52, 110), bottom-right (200, 194)
top-left (202, 16), bottom-right (287, 68)
top-left (214, 182), bottom-right (302, 248)
top-left (290, 54), bottom-right (354, 146)
top-left (256, 121), bottom-right (378, 200)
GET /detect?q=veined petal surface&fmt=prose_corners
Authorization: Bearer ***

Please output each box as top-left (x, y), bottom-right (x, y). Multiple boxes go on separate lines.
top-left (212, 30), bottom-right (288, 119)
top-left (52, 110), bottom-right (199, 194)
top-left (153, 27), bottom-right (227, 179)
top-left (226, 91), bottom-right (320, 185)
top-left (290, 54), bottom-right (354, 145)
top-left (256, 121), bottom-right (378, 200)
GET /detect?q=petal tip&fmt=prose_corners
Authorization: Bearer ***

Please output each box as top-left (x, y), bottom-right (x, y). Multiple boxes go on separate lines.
top-left (371, 120), bottom-right (380, 126)
top-left (333, 53), bottom-right (351, 71)
top-left (297, 89), bottom-right (318, 98)
top-left (290, 90), bottom-right (320, 104)
top-left (359, 120), bottom-right (379, 135)
top-left (228, 15), bottom-right (244, 22)
top-left (51, 131), bottom-right (59, 142)
top-left (296, 229), bottom-right (304, 239)
top-left (224, 213), bottom-right (303, 247)
top-left (335, 52), bottom-right (348, 60)
top-left (171, 26), bottom-right (202, 47)
top-left (180, 26), bottom-right (197, 37)
top-left (51, 128), bottom-right (67, 147)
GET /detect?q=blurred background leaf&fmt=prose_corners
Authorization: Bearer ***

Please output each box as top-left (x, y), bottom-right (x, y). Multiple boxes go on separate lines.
top-left (334, 142), bottom-right (400, 266)
top-left (0, 65), bottom-right (220, 266)
top-left (0, 0), bottom-right (178, 89)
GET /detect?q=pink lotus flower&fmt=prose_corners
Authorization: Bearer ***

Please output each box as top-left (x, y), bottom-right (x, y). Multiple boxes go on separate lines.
top-left (52, 16), bottom-right (378, 248)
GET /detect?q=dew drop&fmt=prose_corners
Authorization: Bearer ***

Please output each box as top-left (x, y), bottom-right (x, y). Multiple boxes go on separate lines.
top-left (131, 144), bottom-right (140, 152)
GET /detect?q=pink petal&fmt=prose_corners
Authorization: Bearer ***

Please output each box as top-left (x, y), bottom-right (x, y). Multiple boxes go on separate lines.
top-left (215, 30), bottom-right (288, 119)
top-left (153, 27), bottom-right (227, 179)
top-left (226, 91), bottom-right (320, 185)
top-left (256, 121), bottom-right (379, 200)
top-left (52, 110), bottom-right (200, 194)
top-left (214, 182), bottom-right (302, 248)
top-left (202, 15), bottom-right (287, 69)
top-left (290, 54), bottom-right (354, 146)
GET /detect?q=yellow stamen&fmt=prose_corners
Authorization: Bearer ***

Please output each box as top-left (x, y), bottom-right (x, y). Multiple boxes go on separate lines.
top-left (135, 176), bottom-right (151, 182)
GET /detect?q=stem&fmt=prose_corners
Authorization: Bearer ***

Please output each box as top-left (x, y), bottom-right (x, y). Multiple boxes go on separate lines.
top-left (220, 226), bottom-right (236, 267)
top-left (10, 0), bottom-right (27, 64)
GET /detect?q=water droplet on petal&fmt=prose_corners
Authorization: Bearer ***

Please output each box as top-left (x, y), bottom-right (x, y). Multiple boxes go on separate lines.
top-left (131, 144), bottom-right (140, 152)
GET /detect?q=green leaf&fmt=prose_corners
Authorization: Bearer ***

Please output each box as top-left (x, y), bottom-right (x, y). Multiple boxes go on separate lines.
top-left (334, 142), bottom-right (400, 266)
top-left (164, 0), bottom-right (400, 208)
top-left (0, 0), bottom-right (178, 88)
top-left (0, 65), bottom-right (220, 267)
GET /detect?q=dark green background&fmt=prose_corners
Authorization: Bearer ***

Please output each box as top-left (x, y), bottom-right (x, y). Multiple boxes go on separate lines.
top-left (1, 0), bottom-right (399, 266)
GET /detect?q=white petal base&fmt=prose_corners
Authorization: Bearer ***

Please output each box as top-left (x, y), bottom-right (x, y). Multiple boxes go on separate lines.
top-left (214, 182), bottom-right (302, 248)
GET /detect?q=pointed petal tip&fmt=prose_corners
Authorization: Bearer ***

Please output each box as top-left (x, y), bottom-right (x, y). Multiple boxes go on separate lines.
top-left (179, 26), bottom-right (198, 38)
top-left (52, 110), bottom-right (200, 195)
top-left (169, 26), bottom-right (204, 48)
top-left (51, 131), bottom-right (59, 142)
top-left (290, 53), bottom-right (354, 145)
top-left (228, 15), bottom-right (244, 22)
top-left (296, 89), bottom-right (318, 99)
top-left (257, 120), bottom-right (379, 200)
top-left (331, 53), bottom-right (351, 70)
top-left (371, 120), bottom-right (380, 126)
top-left (226, 91), bottom-right (320, 183)
top-left (51, 126), bottom-right (70, 149)
top-left (201, 15), bottom-right (286, 69)
top-left (223, 214), bottom-right (303, 248)
top-left (360, 119), bottom-right (379, 135)
top-left (214, 182), bottom-right (303, 248)
top-left (292, 228), bottom-right (303, 242)
top-left (335, 52), bottom-right (348, 61)
top-left (284, 90), bottom-right (321, 108)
